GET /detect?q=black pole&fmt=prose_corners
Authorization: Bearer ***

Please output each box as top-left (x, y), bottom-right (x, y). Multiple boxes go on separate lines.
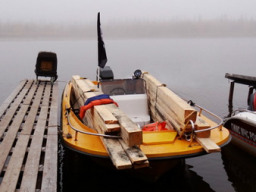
top-left (247, 86), bottom-right (254, 106)
top-left (228, 81), bottom-right (235, 117)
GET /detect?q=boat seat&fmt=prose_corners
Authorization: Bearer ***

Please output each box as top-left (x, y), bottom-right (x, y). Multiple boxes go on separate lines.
top-left (111, 94), bottom-right (150, 127)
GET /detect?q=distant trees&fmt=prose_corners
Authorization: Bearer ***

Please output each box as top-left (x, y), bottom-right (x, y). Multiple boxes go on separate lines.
top-left (1, 18), bottom-right (256, 39)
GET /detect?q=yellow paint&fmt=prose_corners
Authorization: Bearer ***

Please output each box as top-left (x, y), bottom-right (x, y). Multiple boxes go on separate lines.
top-left (143, 130), bottom-right (177, 145)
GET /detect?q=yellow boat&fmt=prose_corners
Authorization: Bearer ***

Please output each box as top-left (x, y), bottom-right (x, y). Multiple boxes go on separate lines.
top-left (61, 13), bottom-right (230, 181)
top-left (61, 69), bottom-right (230, 179)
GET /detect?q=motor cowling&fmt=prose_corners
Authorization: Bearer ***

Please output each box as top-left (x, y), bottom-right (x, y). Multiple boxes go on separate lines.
top-left (99, 66), bottom-right (114, 80)
top-left (248, 92), bottom-right (256, 111)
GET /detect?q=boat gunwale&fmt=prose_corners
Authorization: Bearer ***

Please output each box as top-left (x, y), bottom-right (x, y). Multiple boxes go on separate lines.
top-left (224, 113), bottom-right (256, 127)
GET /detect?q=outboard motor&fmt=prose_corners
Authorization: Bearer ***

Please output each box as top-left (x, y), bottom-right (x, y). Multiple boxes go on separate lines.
top-left (248, 92), bottom-right (256, 111)
top-left (99, 66), bottom-right (114, 81)
top-left (35, 51), bottom-right (58, 83)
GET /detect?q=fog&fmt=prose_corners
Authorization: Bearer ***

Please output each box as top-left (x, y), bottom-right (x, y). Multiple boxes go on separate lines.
top-left (1, 0), bottom-right (256, 24)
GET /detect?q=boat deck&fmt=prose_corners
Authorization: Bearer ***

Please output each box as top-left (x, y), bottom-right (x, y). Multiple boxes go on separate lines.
top-left (0, 80), bottom-right (58, 192)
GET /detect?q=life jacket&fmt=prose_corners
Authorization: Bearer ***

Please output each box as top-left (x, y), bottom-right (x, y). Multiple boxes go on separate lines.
top-left (142, 121), bottom-right (167, 131)
top-left (79, 94), bottom-right (118, 119)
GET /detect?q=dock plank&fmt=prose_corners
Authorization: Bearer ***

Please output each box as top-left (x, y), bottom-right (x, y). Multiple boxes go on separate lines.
top-left (0, 82), bottom-right (44, 191)
top-left (0, 80), bottom-right (58, 192)
top-left (0, 80), bottom-right (35, 174)
top-left (21, 84), bottom-right (44, 135)
top-left (20, 83), bottom-right (51, 191)
top-left (0, 80), bottom-right (33, 140)
top-left (0, 135), bottom-right (30, 192)
top-left (0, 80), bottom-right (27, 119)
top-left (41, 83), bottom-right (58, 192)
top-left (41, 134), bottom-right (58, 192)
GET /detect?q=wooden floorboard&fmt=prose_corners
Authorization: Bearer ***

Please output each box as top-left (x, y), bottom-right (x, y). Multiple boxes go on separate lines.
top-left (0, 80), bottom-right (33, 142)
top-left (0, 80), bottom-right (27, 119)
top-left (41, 83), bottom-right (58, 191)
top-left (0, 80), bottom-right (58, 192)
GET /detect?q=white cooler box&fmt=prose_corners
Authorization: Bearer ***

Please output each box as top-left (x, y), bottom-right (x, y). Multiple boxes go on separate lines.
top-left (111, 94), bottom-right (151, 127)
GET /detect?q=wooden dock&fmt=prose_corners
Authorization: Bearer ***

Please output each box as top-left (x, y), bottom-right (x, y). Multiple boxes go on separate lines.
top-left (0, 80), bottom-right (58, 192)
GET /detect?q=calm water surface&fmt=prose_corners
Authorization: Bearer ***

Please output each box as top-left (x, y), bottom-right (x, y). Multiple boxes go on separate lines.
top-left (1, 38), bottom-right (256, 192)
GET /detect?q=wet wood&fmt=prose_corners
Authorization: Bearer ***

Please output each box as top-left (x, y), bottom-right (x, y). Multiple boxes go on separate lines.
top-left (0, 80), bottom-right (27, 119)
top-left (196, 137), bottom-right (221, 153)
top-left (142, 72), bottom-right (197, 135)
top-left (119, 140), bottom-right (148, 166)
top-left (102, 138), bottom-right (132, 170)
top-left (225, 73), bottom-right (256, 86)
top-left (0, 80), bottom-right (58, 192)
top-left (195, 116), bottom-right (211, 138)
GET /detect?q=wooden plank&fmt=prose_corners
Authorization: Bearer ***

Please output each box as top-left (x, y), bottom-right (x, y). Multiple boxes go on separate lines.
top-left (0, 80), bottom-right (27, 119)
top-left (0, 135), bottom-right (30, 192)
top-left (93, 107), bottom-right (120, 133)
top-left (0, 80), bottom-right (33, 139)
top-left (148, 104), bottom-right (164, 122)
top-left (0, 82), bottom-right (47, 191)
top-left (196, 137), bottom-right (221, 153)
top-left (41, 134), bottom-right (58, 192)
top-left (195, 116), bottom-right (211, 138)
top-left (0, 106), bottom-right (27, 173)
top-left (0, 80), bottom-right (58, 192)
top-left (92, 111), bottom-right (132, 169)
top-left (47, 83), bottom-right (59, 135)
top-left (41, 82), bottom-right (58, 192)
top-left (71, 76), bottom-right (100, 98)
top-left (102, 138), bottom-right (132, 170)
top-left (21, 83), bottom-right (44, 135)
top-left (20, 83), bottom-right (51, 191)
top-left (94, 105), bottom-right (118, 124)
top-left (157, 86), bottom-right (197, 123)
top-left (142, 72), bottom-right (165, 88)
top-left (143, 72), bottom-right (197, 136)
top-left (0, 80), bottom-right (35, 174)
top-left (155, 102), bottom-right (184, 133)
top-left (91, 113), bottom-right (132, 169)
top-left (109, 105), bottom-right (142, 147)
top-left (20, 118), bottom-right (48, 190)
top-left (142, 72), bottom-right (197, 124)
top-left (119, 139), bottom-right (148, 167)
top-left (94, 112), bottom-right (120, 133)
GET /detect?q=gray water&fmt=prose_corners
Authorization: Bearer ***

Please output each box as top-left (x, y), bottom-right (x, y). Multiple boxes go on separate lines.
top-left (1, 38), bottom-right (256, 192)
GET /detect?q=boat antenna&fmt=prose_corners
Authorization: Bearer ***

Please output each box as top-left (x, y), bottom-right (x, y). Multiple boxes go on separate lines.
top-left (97, 12), bottom-right (108, 82)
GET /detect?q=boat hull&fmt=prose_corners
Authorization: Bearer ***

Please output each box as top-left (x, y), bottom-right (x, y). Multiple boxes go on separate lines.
top-left (61, 79), bottom-right (231, 179)
top-left (224, 114), bottom-right (256, 157)
top-left (221, 144), bottom-right (256, 192)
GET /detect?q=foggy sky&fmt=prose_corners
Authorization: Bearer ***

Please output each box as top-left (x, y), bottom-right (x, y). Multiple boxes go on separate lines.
top-left (1, 0), bottom-right (256, 24)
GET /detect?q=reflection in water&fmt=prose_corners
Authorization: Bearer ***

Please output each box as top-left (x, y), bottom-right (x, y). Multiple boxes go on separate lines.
top-left (58, 143), bottom-right (214, 192)
top-left (222, 144), bottom-right (256, 192)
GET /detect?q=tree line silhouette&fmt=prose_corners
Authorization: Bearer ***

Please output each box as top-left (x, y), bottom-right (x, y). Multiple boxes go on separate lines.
top-left (1, 18), bottom-right (256, 39)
